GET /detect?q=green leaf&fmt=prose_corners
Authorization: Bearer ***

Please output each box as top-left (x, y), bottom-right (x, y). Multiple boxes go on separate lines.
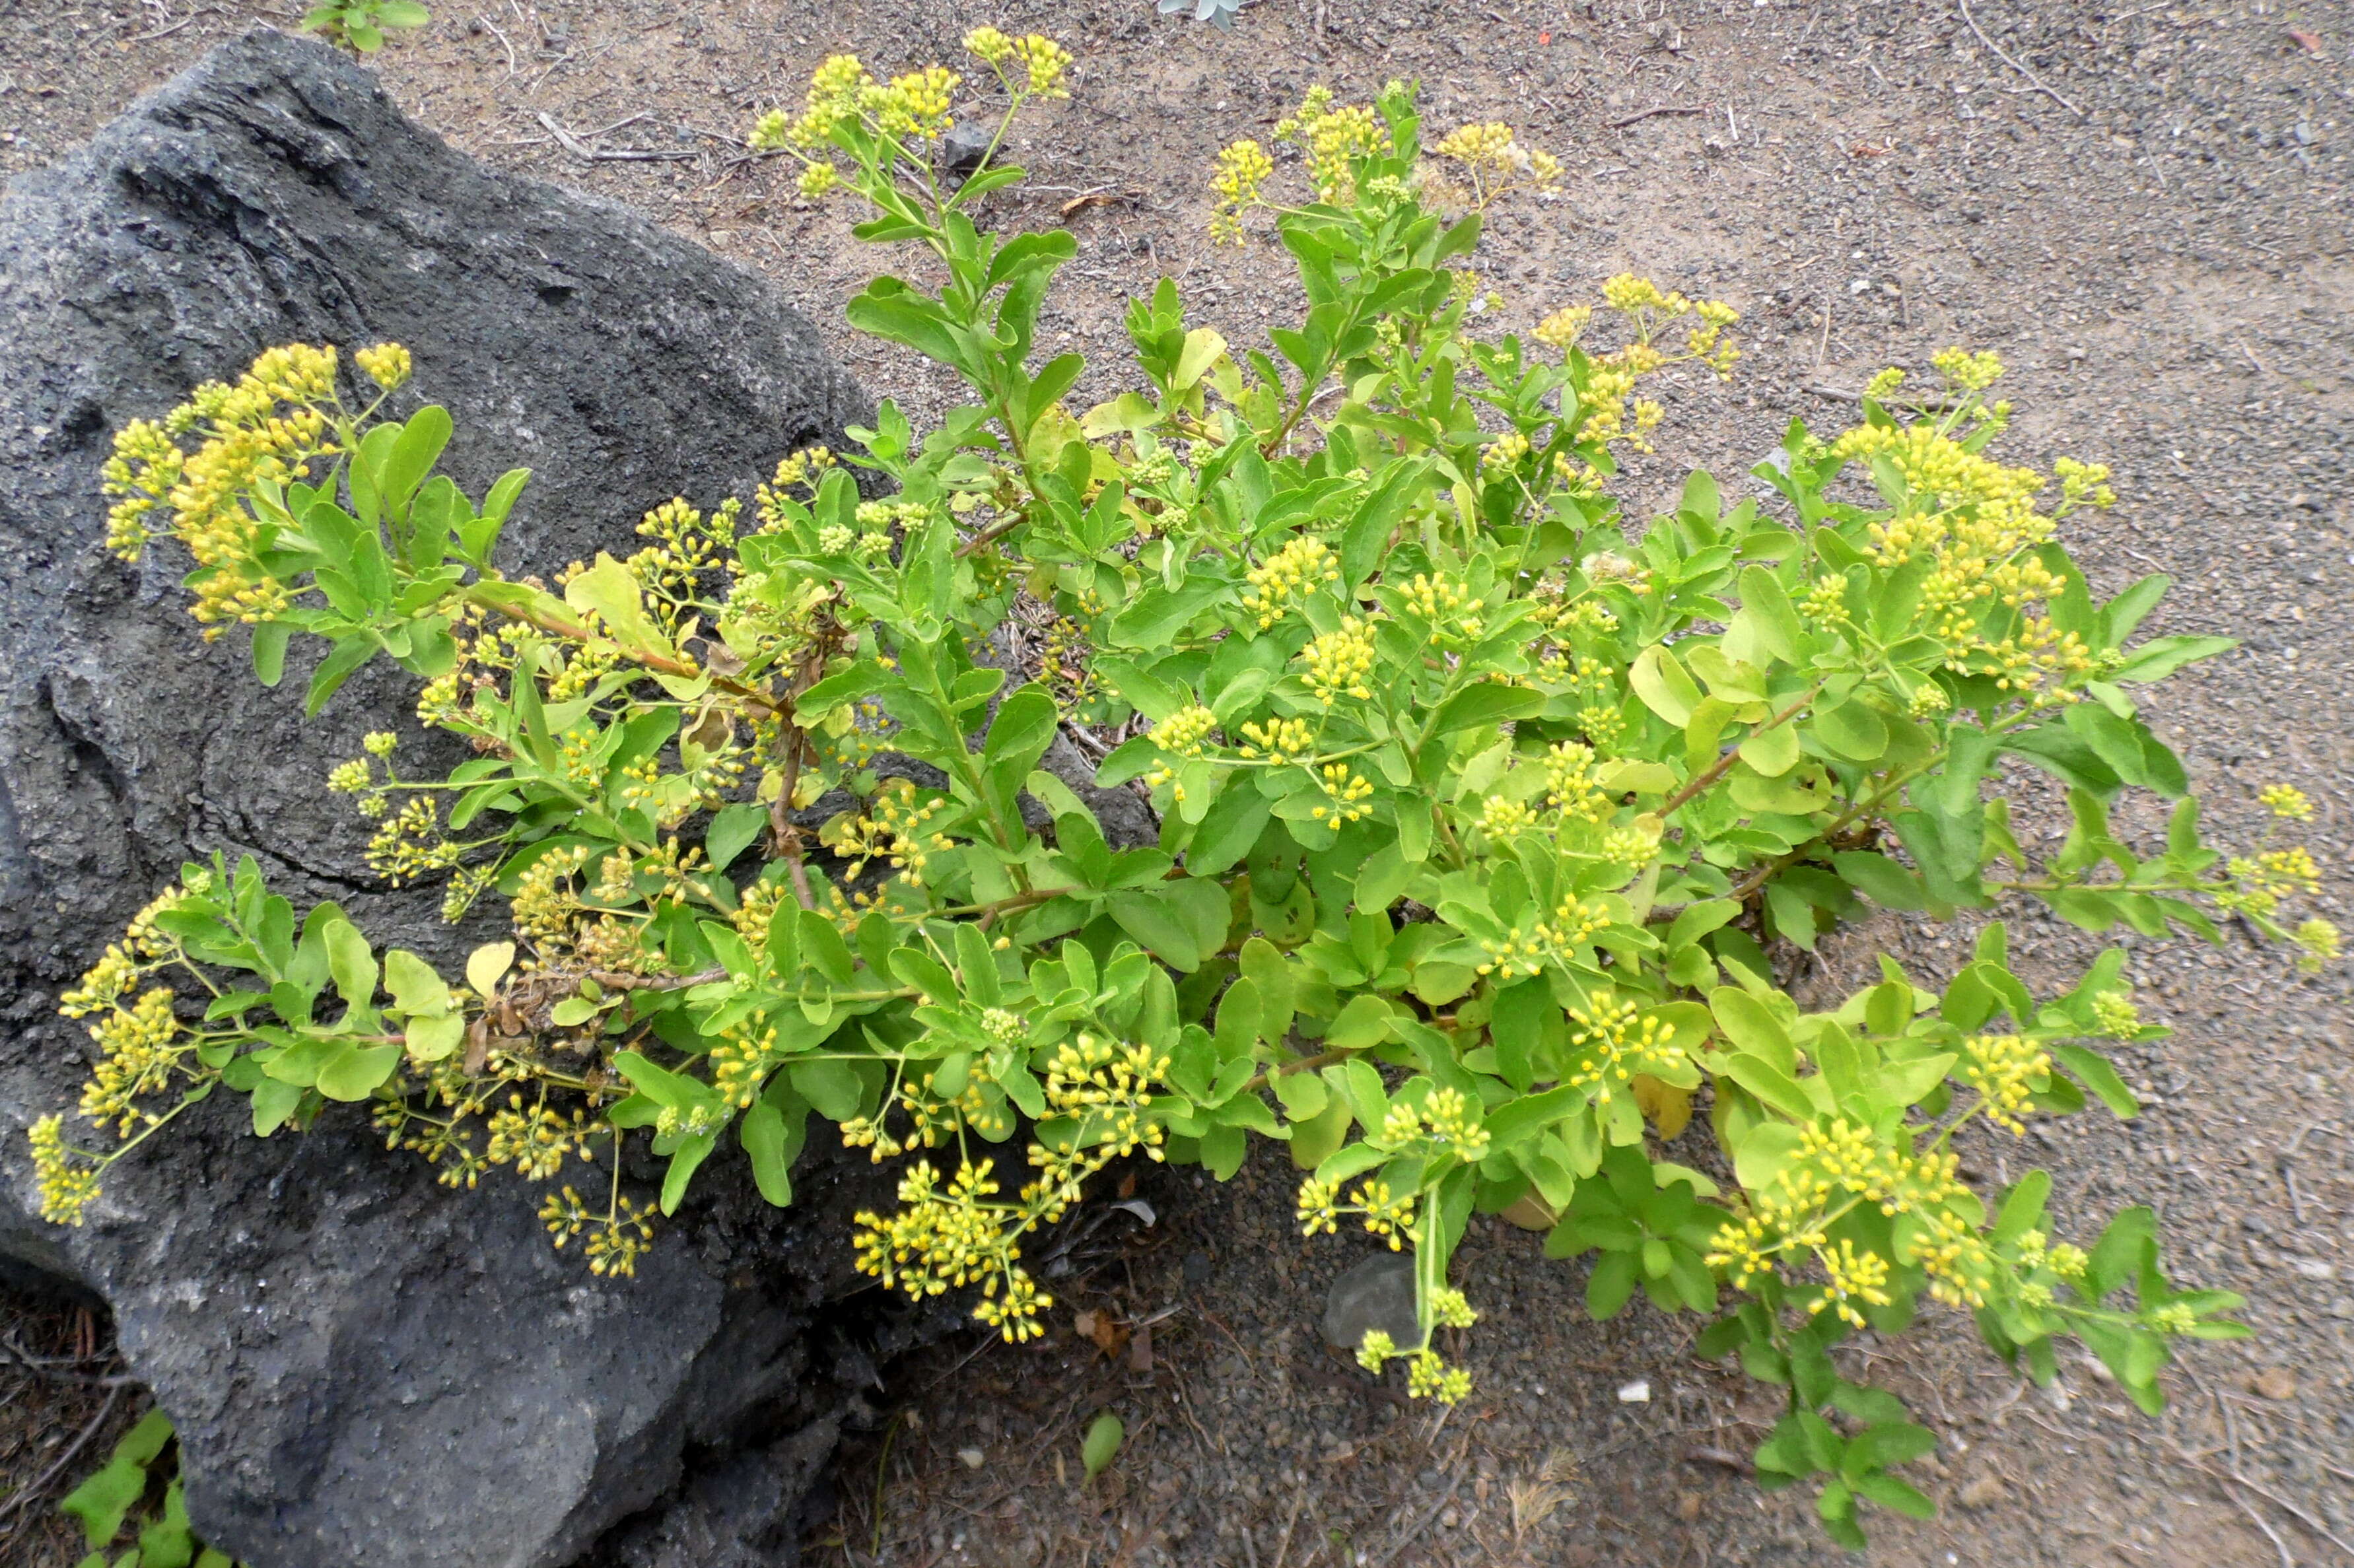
top-left (251, 1077), bottom-right (304, 1136)
top-left (322, 918), bottom-right (377, 1010)
top-left (1722, 1053), bottom-right (1816, 1122)
top-left (1852, 1472), bottom-right (1935, 1519)
top-left (797, 908), bottom-right (857, 984)
top-left (1738, 721), bottom-right (1801, 778)
top-left (1813, 700), bottom-right (1887, 761)
top-left (565, 553), bottom-right (675, 658)
top-left (1831, 850), bottom-right (1928, 912)
top-left (304, 634), bottom-right (378, 715)
top-left (2110, 634), bottom-right (2233, 683)
top-left (1109, 887), bottom-right (1203, 971)
top-left (790, 1057), bottom-right (864, 1120)
top-left (1586, 1249), bottom-right (1638, 1318)
top-left (61, 1412), bottom-right (174, 1548)
top-left (661, 1132), bottom-right (716, 1215)
top-left (1425, 681), bottom-right (1542, 740)
top-left (983, 684), bottom-right (1060, 775)
top-left (704, 801), bottom-right (769, 871)
top-left (1082, 1411), bottom-right (1125, 1480)
top-left (1186, 785), bottom-right (1270, 877)
top-left (405, 1012), bottom-right (465, 1062)
top-left (1739, 566), bottom-right (1803, 662)
top-left (1629, 645), bottom-right (1701, 726)
top-left (250, 621), bottom-right (291, 687)
top-left (2052, 1043), bottom-right (2140, 1118)
top-left (382, 949), bottom-right (448, 1016)
top-left (1710, 988), bottom-right (1795, 1074)
top-left (1991, 1169), bottom-right (2051, 1244)
top-left (315, 1041), bottom-right (401, 1102)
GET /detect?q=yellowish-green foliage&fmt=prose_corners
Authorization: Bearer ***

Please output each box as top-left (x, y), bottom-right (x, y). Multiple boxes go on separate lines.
top-left (38, 53), bottom-right (2336, 1550)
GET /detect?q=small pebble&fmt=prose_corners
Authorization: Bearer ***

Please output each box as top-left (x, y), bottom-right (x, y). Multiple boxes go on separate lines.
top-left (957, 1447), bottom-right (985, 1469)
top-left (1321, 1252), bottom-right (1418, 1355)
top-left (1616, 1379), bottom-right (1651, 1404)
top-left (1958, 1474), bottom-right (2005, 1509)
top-left (2250, 1367), bottom-right (2297, 1401)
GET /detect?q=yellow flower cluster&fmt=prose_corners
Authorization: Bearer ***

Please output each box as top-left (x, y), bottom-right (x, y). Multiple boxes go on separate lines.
top-left (1208, 139), bottom-right (1274, 245)
top-left (1301, 615), bottom-right (1378, 703)
top-left (2294, 918), bottom-right (2341, 974)
top-left (1533, 304), bottom-right (1592, 351)
top-left (1476, 922), bottom-right (1545, 980)
top-left (1479, 432), bottom-right (1531, 473)
top-left (1309, 762), bottom-right (1374, 824)
top-left (853, 1035), bottom-right (1163, 1345)
top-left (1958, 1032), bottom-right (2050, 1136)
top-left (999, 32), bottom-right (1074, 95)
top-left (353, 341), bottom-right (412, 390)
top-left (2090, 990), bottom-right (2141, 1037)
top-left (1151, 704), bottom-right (1219, 759)
top-left (1536, 895), bottom-right (1609, 952)
top-left (1405, 1348), bottom-right (1474, 1404)
top-left (709, 1024), bottom-right (784, 1108)
top-left (1240, 535), bottom-right (1340, 628)
top-left (1274, 86), bottom-right (1391, 205)
top-left (754, 447), bottom-right (838, 524)
top-left (485, 1096), bottom-right (588, 1181)
top-left (1238, 715), bottom-right (1317, 765)
top-left (1810, 1236), bottom-right (1894, 1328)
top-left (1933, 346), bottom-right (2005, 392)
top-left (2233, 846), bottom-right (2321, 898)
top-left (1708, 1116), bottom-right (1992, 1307)
top-left (1295, 1170), bottom-right (1417, 1246)
top-left (2260, 783), bottom-right (2314, 822)
top-left (78, 988), bottom-right (186, 1136)
top-left (30, 1115), bottom-right (100, 1226)
top-left (541, 1186), bottom-right (658, 1278)
top-left (100, 344), bottom-right (342, 628)
top-left (1431, 120), bottom-right (1562, 207)
top-left (367, 796), bottom-right (463, 886)
top-left (855, 1160), bottom-right (1014, 1308)
top-left (2052, 456), bottom-right (2116, 512)
top-left (1478, 796), bottom-right (1539, 840)
top-left (821, 778), bottom-right (955, 885)
top-left (1399, 572), bottom-right (1484, 639)
top-left (1544, 740), bottom-right (1612, 823)
top-left (1563, 994), bottom-right (1688, 1104)
top-left (59, 887), bottom-right (187, 1017)
top-left (1416, 1086), bottom-right (1490, 1161)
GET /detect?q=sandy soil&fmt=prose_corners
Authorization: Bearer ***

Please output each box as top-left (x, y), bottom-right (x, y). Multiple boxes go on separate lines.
top-left (2, 1), bottom-right (2349, 1564)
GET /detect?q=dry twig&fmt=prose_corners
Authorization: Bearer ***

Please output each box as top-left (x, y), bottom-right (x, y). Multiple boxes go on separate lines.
top-left (1957, 0), bottom-right (2086, 118)
top-left (0, 1383), bottom-right (125, 1528)
top-left (1608, 103), bottom-right (1708, 129)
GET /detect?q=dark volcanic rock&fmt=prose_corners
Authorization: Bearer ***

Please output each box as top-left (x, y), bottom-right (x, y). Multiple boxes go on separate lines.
top-left (0, 28), bottom-right (892, 1568)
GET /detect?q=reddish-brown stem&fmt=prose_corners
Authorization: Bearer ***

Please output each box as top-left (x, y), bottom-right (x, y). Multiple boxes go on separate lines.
top-left (1656, 687), bottom-right (1818, 819)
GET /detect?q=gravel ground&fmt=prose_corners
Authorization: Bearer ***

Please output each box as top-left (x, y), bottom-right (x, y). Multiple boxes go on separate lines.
top-left (3, 1), bottom-right (2349, 1564)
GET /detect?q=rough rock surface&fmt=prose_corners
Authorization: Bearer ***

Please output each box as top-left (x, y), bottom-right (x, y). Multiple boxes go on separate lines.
top-left (0, 28), bottom-right (905, 1568)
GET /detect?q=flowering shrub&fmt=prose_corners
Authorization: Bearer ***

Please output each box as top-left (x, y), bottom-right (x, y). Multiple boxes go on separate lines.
top-left (36, 43), bottom-right (2336, 1546)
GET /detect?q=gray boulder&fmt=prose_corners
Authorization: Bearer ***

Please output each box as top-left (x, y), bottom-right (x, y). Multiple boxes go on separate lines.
top-left (0, 27), bottom-right (901, 1568)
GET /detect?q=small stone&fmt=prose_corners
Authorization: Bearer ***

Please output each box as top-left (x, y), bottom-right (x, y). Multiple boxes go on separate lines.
top-left (1183, 1250), bottom-right (1212, 1287)
top-left (1616, 1379), bottom-right (1651, 1404)
top-left (2289, 1257), bottom-right (2337, 1282)
top-left (957, 1447), bottom-right (985, 1470)
top-left (1958, 1474), bottom-right (2005, 1509)
top-left (1676, 1492), bottom-right (1702, 1522)
top-left (1321, 1252), bottom-right (1419, 1355)
top-left (2250, 1367), bottom-right (2298, 1401)
top-left (938, 120), bottom-right (996, 184)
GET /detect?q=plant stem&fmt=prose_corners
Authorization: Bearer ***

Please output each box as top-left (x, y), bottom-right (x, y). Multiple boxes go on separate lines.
top-left (1657, 687), bottom-right (1818, 819)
